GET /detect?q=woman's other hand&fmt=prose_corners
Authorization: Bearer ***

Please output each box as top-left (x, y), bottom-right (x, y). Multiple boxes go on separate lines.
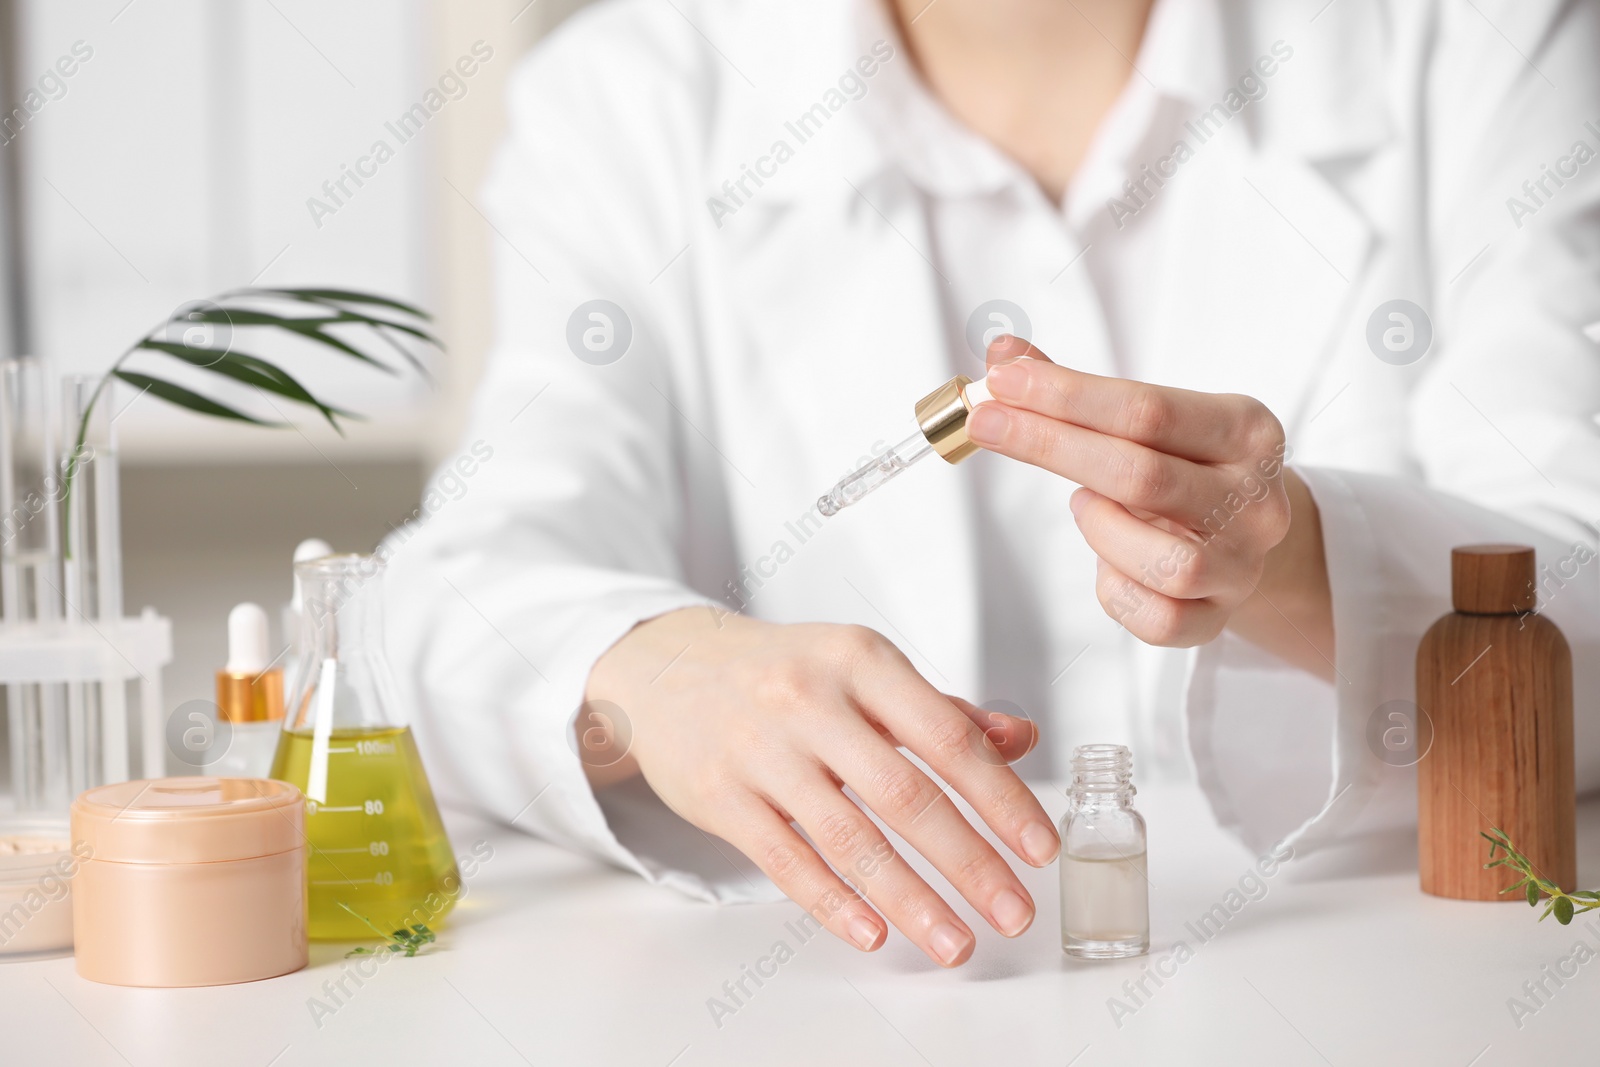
top-left (584, 607), bottom-right (1057, 967)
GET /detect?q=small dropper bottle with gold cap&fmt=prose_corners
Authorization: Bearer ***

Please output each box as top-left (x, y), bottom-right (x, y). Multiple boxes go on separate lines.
top-left (816, 373), bottom-right (995, 516)
top-left (212, 602), bottom-right (286, 778)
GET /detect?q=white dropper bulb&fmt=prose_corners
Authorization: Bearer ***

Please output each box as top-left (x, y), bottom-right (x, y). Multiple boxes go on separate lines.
top-left (291, 538), bottom-right (334, 612)
top-left (963, 375), bottom-right (994, 407)
top-left (226, 602), bottom-right (272, 674)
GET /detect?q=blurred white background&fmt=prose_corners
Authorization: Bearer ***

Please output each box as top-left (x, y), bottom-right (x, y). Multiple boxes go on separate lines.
top-left (0, 0), bottom-right (590, 716)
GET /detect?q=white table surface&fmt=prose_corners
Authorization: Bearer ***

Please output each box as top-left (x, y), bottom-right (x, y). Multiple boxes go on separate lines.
top-left (4, 782), bottom-right (1596, 1066)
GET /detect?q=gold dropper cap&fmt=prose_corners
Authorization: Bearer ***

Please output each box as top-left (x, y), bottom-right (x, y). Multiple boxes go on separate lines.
top-left (215, 668), bottom-right (285, 724)
top-left (915, 375), bottom-right (982, 463)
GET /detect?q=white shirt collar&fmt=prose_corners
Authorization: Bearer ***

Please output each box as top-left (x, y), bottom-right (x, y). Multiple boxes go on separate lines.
top-left (702, 0), bottom-right (1394, 209)
top-left (847, 0), bottom-right (1237, 204)
top-left (847, 0), bottom-right (1020, 200)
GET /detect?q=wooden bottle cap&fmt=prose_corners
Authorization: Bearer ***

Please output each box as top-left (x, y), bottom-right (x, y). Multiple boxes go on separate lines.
top-left (1451, 544), bottom-right (1536, 615)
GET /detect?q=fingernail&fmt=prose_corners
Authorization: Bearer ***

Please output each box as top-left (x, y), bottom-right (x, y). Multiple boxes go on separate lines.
top-left (987, 333), bottom-right (1020, 358)
top-left (928, 923), bottom-right (972, 966)
top-left (990, 889), bottom-right (1034, 937)
top-left (1020, 822), bottom-right (1060, 866)
top-left (984, 358), bottom-right (1023, 398)
top-left (848, 915), bottom-right (881, 951)
top-left (966, 404), bottom-right (1008, 445)
top-left (1069, 490), bottom-right (1088, 518)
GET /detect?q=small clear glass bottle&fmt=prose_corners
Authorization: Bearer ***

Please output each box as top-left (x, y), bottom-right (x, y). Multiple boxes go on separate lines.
top-left (1060, 744), bottom-right (1149, 959)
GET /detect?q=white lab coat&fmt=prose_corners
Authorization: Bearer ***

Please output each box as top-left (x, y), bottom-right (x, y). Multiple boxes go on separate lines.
top-left (384, 0), bottom-right (1600, 902)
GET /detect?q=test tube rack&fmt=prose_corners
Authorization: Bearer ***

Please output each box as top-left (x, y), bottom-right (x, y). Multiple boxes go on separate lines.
top-left (0, 360), bottom-right (172, 814)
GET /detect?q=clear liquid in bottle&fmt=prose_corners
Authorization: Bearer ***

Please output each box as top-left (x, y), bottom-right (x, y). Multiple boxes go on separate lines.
top-left (1060, 744), bottom-right (1150, 959)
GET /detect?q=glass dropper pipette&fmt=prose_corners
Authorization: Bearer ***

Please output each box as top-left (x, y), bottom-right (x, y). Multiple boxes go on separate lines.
top-left (817, 423), bottom-right (933, 517)
top-left (816, 373), bottom-right (994, 517)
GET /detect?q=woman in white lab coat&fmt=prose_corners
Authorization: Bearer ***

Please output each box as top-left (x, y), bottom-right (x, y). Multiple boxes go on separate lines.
top-left (384, 0), bottom-right (1600, 967)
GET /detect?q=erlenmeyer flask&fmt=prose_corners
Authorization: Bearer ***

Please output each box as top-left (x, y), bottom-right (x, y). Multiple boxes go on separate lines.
top-left (269, 554), bottom-right (460, 940)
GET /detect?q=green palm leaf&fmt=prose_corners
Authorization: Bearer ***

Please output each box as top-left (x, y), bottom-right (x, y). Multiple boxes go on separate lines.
top-left (370, 325), bottom-right (435, 383)
top-left (112, 371), bottom-right (286, 425)
top-left (137, 341), bottom-right (358, 432)
top-left (64, 286), bottom-right (441, 556)
top-left (250, 286), bottom-right (432, 320)
top-left (177, 309), bottom-right (399, 374)
top-left (322, 310), bottom-right (442, 347)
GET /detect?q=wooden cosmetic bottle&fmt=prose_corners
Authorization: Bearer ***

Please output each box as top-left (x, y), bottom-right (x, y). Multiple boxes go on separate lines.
top-left (1417, 544), bottom-right (1575, 900)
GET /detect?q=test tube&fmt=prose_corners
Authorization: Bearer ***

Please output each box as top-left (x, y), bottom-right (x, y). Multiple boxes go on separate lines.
top-left (61, 375), bottom-right (127, 788)
top-left (0, 357), bottom-right (68, 812)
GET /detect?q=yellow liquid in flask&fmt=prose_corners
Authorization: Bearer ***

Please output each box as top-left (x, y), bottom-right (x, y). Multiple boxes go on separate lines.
top-left (270, 725), bottom-right (461, 940)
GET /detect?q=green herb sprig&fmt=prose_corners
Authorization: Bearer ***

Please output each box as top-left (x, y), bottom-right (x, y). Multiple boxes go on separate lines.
top-left (338, 902), bottom-right (438, 958)
top-left (1482, 828), bottom-right (1600, 925)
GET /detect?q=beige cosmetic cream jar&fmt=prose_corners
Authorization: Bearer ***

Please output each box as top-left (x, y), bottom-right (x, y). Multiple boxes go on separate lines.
top-left (71, 778), bottom-right (308, 987)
